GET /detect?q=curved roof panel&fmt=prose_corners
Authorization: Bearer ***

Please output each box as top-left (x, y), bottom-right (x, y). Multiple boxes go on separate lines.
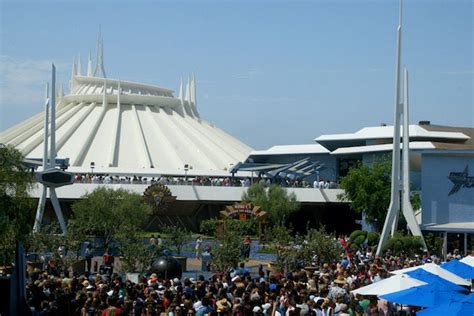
top-left (0, 76), bottom-right (252, 175)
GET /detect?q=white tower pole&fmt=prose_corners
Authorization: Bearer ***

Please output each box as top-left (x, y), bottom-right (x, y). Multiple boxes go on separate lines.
top-left (43, 83), bottom-right (50, 169)
top-left (376, 0), bottom-right (403, 256)
top-left (50, 64), bottom-right (57, 165)
top-left (49, 64), bottom-right (67, 234)
top-left (401, 67), bottom-right (427, 248)
top-left (33, 83), bottom-right (50, 232)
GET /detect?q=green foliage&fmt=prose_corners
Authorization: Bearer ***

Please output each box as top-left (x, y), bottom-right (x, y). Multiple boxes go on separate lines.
top-left (265, 225), bottom-right (297, 273)
top-left (161, 225), bottom-right (191, 256)
top-left (411, 191), bottom-right (422, 211)
top-left (353, 235), bottom-right (366, 246)
top-left (349, 230), bottom-right (367, 243)
top-left (338, 158), bottom-right (392, 230)
top-left (71, 187), bottom-right (151, 250)
top-left (348, 230), bottom-right (379, 249)
top-left (200, 218), bottom-right (219, 236)
top-left (424, 232), bottom-right (443, 257)
top-left (0, 145), bottom-right (35, 266)
top-left (242, 183), bottom-right (299, 226)
top-left (349, 243), bottom-right (359, 251)
top-left (116, 230), bottom-right (157, 273)
top-left (265, 226), bottom-right (343, 273)
top-left (367, 231), bottom-right (380, 246)
top-left (27, 223), bottom-right (86, 273)
top-left (210, 227), bottom-right (242, 272)
top-left (298, 227), bottom-right (344, 266)
top-left (382, 233), bottom-right (424, 256)
top-left (226, 219), bottom-right (257, 237)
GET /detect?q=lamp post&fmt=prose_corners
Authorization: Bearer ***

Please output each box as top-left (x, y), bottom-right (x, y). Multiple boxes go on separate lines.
top-left (90, 161), bottom-right (95, 175)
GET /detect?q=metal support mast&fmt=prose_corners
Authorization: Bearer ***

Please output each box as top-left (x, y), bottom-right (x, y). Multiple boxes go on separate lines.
top-left (376, 0), bottom-right (426, 256)
top-left (33, 64), bottom-right (69, 234)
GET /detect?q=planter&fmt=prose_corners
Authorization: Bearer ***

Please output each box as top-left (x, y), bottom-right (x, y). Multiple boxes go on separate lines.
top-left (174, 256), bottom-right (187, 273)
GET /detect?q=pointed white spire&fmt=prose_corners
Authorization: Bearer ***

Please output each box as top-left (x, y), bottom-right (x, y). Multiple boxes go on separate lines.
top-left (77, 54), bottom-right (82, 76)
top-left (87, 50), bottom-right (93, 77)
top-left (185, 77), bottom-right (190, 102)
top-left (94, 26), bottom-right (107, 78)
top-left (178, 78), bottom-right (183, 100)
top-left (184, 78), bottom-right (189, 102)
top-left (192, 72), bottom-right (197, 108)
top-left (71, 56), bottom-right (77, 78)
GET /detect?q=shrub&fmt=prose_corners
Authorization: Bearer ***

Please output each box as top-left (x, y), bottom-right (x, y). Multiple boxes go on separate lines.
top-left (352, 234), bottom-right (366, 246)
top-left (200, 218), bottom-right (219, 236)
top-left (367, 232), bottom-right (380, 246)
top-left (349, 230), bottom-right (367, 243)
top-left (200, 218), bottom-right (257, 237)
top-left (382, 234), bottom-right (424, 256)
top-left (226, 219), bottom-right (257, 237)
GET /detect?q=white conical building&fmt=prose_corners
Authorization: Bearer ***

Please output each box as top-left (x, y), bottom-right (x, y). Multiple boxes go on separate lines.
top-left (0, 42), bottom-right (252, 176)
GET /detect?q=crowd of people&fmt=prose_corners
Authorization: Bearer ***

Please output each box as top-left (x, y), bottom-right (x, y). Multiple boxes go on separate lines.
top-left (71, 174), bottom-right (339, 190)
top-left (26, 236), bottom-right (447, 316)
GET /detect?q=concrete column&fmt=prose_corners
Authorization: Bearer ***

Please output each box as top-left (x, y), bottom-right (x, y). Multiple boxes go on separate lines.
top-left (443, 231), bottom-right (448, 260)
top-left (464, 233), bottom-right (468, 256)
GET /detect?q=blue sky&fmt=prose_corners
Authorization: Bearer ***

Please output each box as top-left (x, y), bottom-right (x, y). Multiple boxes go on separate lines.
top-left (0, 0), bottom-right (472, 149)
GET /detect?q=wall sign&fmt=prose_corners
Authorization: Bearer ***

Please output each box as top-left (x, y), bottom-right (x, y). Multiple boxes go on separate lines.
top-left (448, 165), bottom-right (474, 196)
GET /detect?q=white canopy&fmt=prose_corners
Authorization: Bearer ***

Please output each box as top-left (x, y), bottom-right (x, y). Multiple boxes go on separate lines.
top-left (351, 274), bottom-right (427, 296)
top-left (460, 256), bottom-right (474, 267)
top-left (390, 263), bottom-right (471, 286)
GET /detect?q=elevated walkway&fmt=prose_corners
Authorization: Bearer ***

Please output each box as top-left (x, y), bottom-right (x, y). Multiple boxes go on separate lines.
top-left (29, 183), bottom-right (345, 203)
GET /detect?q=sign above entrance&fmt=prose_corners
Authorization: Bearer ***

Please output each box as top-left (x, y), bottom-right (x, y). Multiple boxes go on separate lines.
top-left (220, 203), bottom-right (266, 220)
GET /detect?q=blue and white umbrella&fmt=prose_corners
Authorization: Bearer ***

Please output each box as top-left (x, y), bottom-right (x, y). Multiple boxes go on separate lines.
top-left (380, 284), bottom-right (467, 308)
top-left (441, 259), bottom-right (474, 280)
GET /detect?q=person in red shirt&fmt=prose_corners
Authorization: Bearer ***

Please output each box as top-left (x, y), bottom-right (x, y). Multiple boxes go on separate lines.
top-left (101, 296), bottom-right (122, 316)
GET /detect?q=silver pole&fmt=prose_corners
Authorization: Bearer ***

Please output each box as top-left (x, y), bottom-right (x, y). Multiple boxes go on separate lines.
top-left (376, 0), bottom-right (403, 256)
top-left (50, 64), bottom-right (57, 167)
top-left (43, 82), bottom-right (50, 169)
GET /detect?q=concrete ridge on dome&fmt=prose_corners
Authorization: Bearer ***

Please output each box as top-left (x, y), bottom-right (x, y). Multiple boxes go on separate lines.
top-left (73, 75), bottom-right (174, 95)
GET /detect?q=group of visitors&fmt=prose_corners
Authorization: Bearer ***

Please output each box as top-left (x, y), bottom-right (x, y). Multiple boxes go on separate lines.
top-left (25, 235), bottom-right (447, 316)
top-left (72, 173), bottom-right (339, 191)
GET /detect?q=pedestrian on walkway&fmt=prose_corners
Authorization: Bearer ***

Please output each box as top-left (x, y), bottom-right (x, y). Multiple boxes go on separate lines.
top-left (195, 235), bottom-right (203, 259)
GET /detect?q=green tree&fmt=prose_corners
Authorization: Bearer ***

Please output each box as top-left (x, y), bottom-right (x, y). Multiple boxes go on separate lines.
top-left (116, 230), bottom-right (156, 273)
top-left (161, 225), bottom-right (191, 256)
top-left (297, 227), bottom-right (343, 266)
top-left (71, 187), bottom-right (151, 250)
top-left (0, 145), bottom-right (35, 266)
top-left (265, 225), bottom-right (298, 273)
top-left (210, 228), bottom-right (242, 272)
top-left (338, 159), bottom-right (392, 230)
top-left (242, 183), bottom-right (299, 226)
